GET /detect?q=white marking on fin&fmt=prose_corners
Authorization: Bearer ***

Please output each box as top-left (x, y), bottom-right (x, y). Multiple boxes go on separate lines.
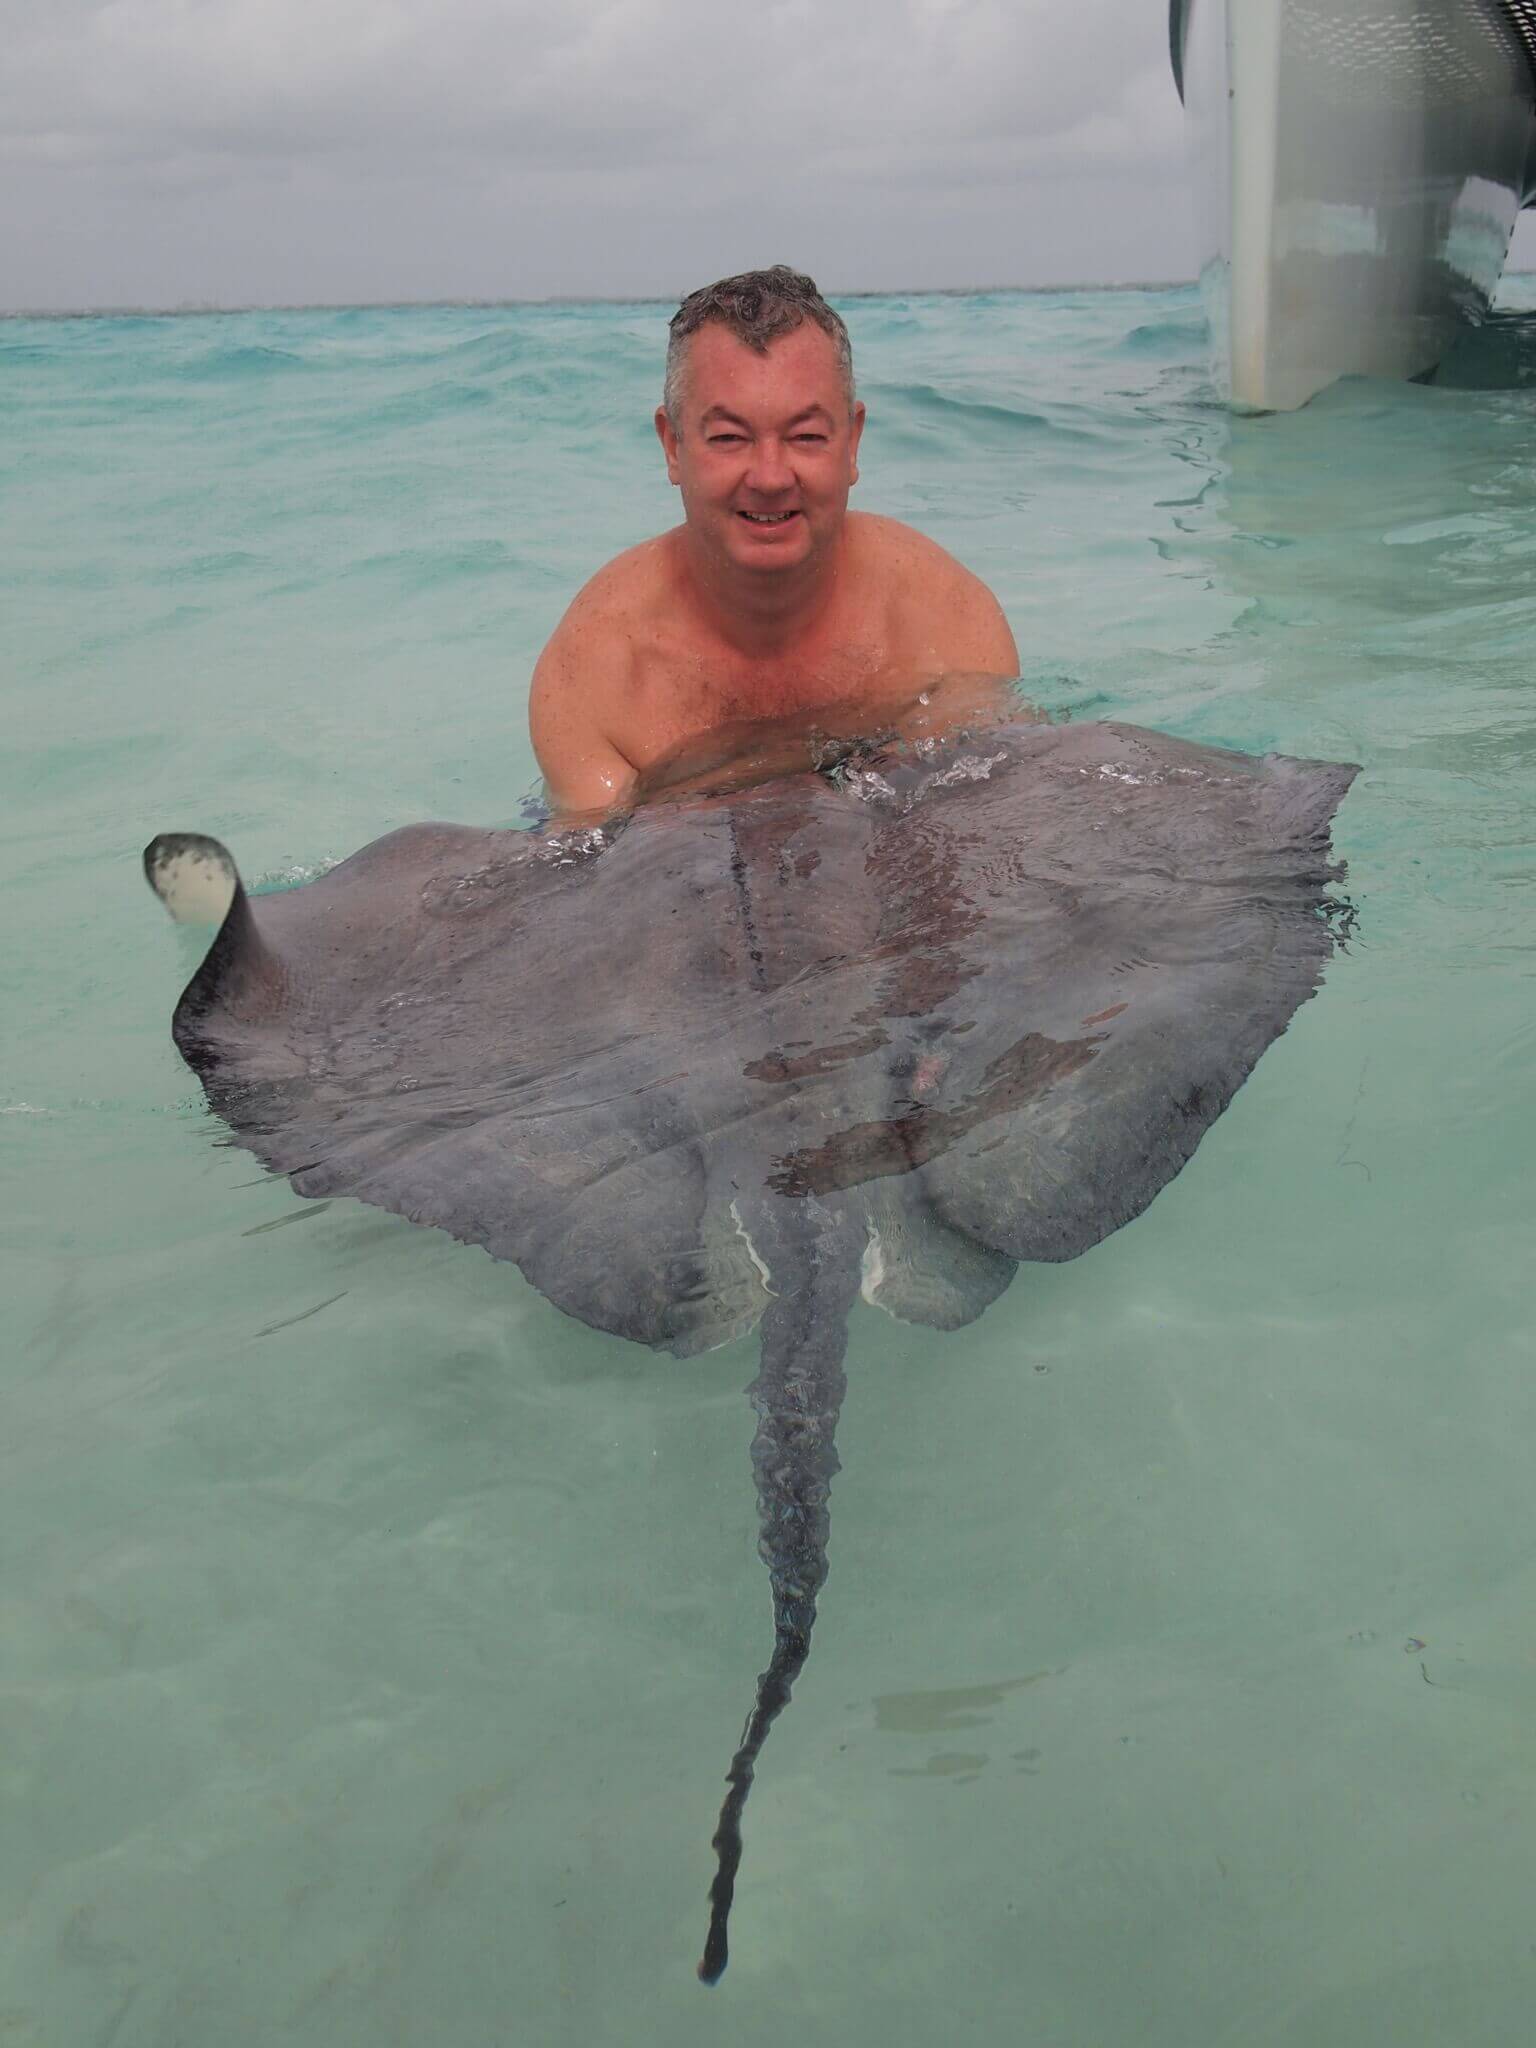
top-left (861, 1221), bottom-right (899, 1317)
top-left (729, 1200), bottom-right (775, 1297)
top-left (146, 837), bottom-right (238, 925)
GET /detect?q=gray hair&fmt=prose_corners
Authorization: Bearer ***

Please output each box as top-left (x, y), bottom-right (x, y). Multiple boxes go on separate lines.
top-left (662, 265), bottom-right (856, 426)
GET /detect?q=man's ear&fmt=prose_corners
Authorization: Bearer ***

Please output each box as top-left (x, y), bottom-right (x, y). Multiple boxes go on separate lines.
top-left (655, 406), bottom-right (683, 487)
top-left (848, 401), bottom-right (867, 488)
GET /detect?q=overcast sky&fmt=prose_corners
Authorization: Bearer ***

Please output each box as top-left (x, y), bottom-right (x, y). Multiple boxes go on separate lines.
top-left (3, 0), bottom-right (1203, 310)
top-left (6, 0), bottom-right (1536, 313)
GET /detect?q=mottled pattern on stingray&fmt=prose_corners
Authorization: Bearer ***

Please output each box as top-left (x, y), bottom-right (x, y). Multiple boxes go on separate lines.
top-left (148, 715), bottom-right (1357, 1981)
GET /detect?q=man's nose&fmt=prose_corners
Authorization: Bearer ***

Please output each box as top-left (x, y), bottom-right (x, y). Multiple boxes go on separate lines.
top-left (745, 437), bottom-right (795, 494)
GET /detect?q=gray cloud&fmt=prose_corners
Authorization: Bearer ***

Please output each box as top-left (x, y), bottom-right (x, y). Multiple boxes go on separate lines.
top-left (4, 1), bottom-right (1175, 167)
top-left (0, 0), bottom-right (1195, 308)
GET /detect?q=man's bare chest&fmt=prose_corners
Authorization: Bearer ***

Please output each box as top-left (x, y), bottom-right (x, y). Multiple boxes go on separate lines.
top-left (613, 635), bottom-right (917, 775)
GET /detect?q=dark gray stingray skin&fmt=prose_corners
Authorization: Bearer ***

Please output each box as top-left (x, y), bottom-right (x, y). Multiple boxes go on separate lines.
top-left (146, 717), bottom-right (1356, 1981)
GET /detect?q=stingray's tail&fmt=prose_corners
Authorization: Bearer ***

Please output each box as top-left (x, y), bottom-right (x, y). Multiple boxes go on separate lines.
top-left (698, 1197), bottom-right (861, 1986)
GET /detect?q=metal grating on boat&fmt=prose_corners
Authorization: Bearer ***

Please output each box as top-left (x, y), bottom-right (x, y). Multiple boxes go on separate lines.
top-left (1170, 0), bottom-right (1536, 105)
top-left (1501, 0), bottom-right (1536, 81)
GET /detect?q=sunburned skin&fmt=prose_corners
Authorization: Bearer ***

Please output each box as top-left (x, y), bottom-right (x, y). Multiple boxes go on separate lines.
top-left (529, 318), bottom-right (1021, 819)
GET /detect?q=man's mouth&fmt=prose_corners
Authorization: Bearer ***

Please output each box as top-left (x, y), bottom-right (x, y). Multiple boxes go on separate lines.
top-left (737, 510), bottom-right (800, 526)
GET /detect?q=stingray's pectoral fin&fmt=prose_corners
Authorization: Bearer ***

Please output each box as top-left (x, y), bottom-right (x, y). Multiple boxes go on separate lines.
top-left (143, 833), bottom-right (241, 925)
top-left (859, 1181), bottom-right (1016, 1330)
top-left (698, 1200), bottom-right (862, 1986)
top-left (144, 833), bottom-right (290, 1033)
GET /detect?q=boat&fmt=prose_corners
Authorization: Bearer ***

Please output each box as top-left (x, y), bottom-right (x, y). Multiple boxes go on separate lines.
top-left (1169, 0), bottom-right (1536, 407)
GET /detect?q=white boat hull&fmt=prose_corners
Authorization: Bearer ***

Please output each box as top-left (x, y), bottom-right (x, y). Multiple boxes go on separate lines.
top-left (1177, 0), bottom-right (1536, 409)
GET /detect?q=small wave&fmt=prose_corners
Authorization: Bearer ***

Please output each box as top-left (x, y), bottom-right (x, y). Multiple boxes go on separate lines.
top-left (340, 538), bottom-right (520, 588)
top-left (157, 550), bottom-right (269, 584)
top-left (332, 378), bottom-right (498, 432)
top-left (435, 329), bottom-right (526, 376)
top-left (346, 327), bottom-right (534, 380)
top-left (875, 381), bottom-right (1072, 436)
top-left (1120, 316), bottom-right (1208, 355)
top-left (871, 383), bottom-right (1117, 455)
top-left (172, 344), bottom-right (309, 381)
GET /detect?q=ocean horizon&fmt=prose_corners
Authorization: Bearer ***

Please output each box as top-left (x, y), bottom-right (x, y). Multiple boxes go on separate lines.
top-left (2, 276), bottom-right (1209, 322)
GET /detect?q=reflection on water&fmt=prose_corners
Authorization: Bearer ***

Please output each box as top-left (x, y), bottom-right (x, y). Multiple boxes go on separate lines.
top-left (871, 1671), bottom-right (1054, 1733)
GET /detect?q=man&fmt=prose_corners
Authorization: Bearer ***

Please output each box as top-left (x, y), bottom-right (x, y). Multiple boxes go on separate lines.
top-left (530, 265), bottom-right (1019, 816)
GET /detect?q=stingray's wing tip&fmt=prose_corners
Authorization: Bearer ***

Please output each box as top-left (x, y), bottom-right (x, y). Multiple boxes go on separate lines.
top-left (143, 832), bottom-right (241, 925)
top-left (697, 1953), bottom-right (726, 1987)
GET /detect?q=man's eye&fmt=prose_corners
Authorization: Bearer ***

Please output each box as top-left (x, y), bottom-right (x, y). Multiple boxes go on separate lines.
top-left (709, 433), bottom-right (746, 446)
top-left (794, 434), bottom-right (828, 445)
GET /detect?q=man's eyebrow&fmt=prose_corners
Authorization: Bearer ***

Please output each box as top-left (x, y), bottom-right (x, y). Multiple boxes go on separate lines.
top-left (697, 405), bottom-right (837, 428)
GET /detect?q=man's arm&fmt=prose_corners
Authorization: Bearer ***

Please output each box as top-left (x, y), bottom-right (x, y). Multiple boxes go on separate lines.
top-left (528, 604), bottom-right (639, 820)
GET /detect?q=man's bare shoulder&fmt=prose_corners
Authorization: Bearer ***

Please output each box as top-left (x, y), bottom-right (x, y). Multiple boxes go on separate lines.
top-left (542, 531), bottom-right (680, 656)
top-left (848, 509), bottom-right (957, 569)
top-left (849, 513), bottom-right (1018, 675)
top-left (530, 532), bottom-right (683, 715)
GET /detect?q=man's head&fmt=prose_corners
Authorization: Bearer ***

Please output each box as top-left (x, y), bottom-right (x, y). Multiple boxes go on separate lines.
top-left (662, 266), bottom-right (856, 426)
top-left (656, 266), bottom-right (865, 580)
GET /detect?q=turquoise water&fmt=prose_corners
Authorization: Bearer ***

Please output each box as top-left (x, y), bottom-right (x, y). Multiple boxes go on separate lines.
top-left (5, 283), bottom-right (1536, 2044)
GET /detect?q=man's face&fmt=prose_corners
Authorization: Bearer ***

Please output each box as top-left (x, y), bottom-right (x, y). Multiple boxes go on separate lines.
top-left (655, 321), bottom-right (865, 577)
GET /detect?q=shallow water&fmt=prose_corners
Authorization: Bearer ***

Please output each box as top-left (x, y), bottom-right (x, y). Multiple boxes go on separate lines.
top-left (4, 283), bottom-right (1536, 2045)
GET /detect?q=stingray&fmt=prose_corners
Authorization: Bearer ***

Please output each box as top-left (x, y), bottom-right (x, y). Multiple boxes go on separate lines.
top-left (145, 715), bottom-right (1356, 1981)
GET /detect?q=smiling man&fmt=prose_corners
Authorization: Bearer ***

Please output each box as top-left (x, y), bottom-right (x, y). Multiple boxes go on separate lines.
top-left (530, 266), bottom-right (1020, 816)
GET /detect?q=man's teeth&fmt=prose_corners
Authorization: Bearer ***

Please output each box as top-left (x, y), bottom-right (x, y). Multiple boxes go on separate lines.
top-left (741, 511), bottom-right (796, 523)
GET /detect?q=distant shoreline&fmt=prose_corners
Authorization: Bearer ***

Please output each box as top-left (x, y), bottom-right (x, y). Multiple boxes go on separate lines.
top-left (10, 270), bottom-right (1534, 324)
top-left (0, 279), bottom-right (1205, 322)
